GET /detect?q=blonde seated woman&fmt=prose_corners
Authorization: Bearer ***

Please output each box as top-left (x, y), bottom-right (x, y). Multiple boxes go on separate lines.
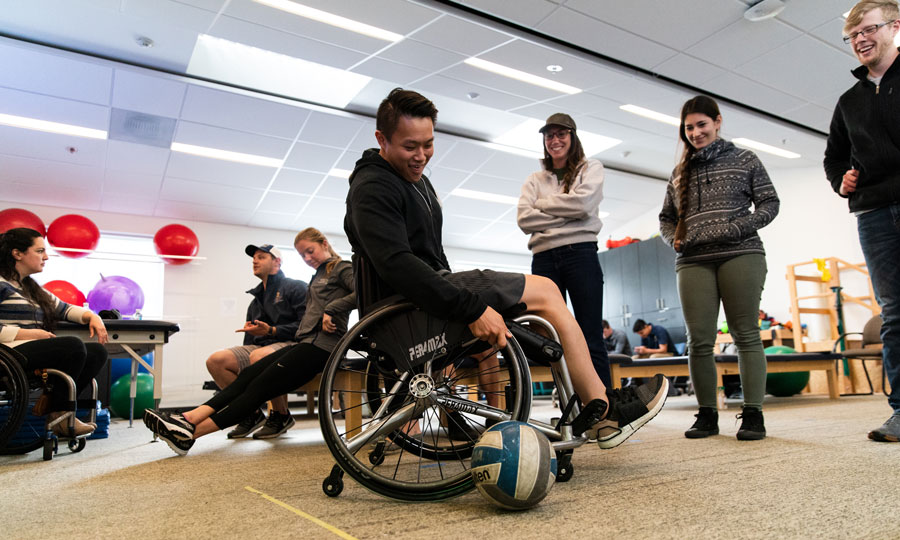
top-left (143, 228), bottom-right (356, 455)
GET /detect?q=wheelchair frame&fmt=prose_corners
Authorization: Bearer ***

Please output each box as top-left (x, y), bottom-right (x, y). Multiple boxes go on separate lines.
top-left (316, 301), bottom-right (589, 500)
top-left (0, 344), bottom-right (98, 460)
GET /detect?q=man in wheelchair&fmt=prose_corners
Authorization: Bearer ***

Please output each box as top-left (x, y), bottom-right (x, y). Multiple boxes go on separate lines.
top-left (343, 88), bottom-right (668, 449)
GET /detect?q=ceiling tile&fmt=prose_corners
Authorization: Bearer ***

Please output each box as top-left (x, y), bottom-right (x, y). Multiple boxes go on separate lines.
top-left (442, 194), bottom-right (513, 217)
top-left (256, 191), bottom-right (310, 214)
top-left (409, 15), bottom-right (513, 56)
top-left (564, 0), bottom-right (745, 51)
top-left (270, 169), bottom-right (325, 195)
top-left (294, 197), bottom-right (346, 229)
top-left (0, 86), bottom-right (110, 131)
top-left (0, 153), bottom-right (103, 190)
top-left (112, 68), bottom-right (186, 118)
top-left (412, 74), bottom-right (532, 111)
top-left (0, 126), bottom-right (108, 167)
top-left (651, 53), bottom-right (726, 86)
top-left (208, 15), bottom-right (367, 70)
top-left (687, 19), bottom-right (799, 71)
top-left (451, 0), bottom-right (560, 27)
top-left (247, 210), bottom-right (296, 230)
top-left (351, 57), bottom-right (430, 86)
top-left (433, 140), bottom-right (495, 170)
top-left (160, 176), bottom-right (263, 209)
top-left (475, 152), bottom-right (540, 181)
top-left (775, 0), bottom-right (856, 32)
top-left (314, 176), bottom-right (351, 200)
top-left (377, 39), bottom-right (467, 72)
top-left (297, 111), bottom-right (367, 148)
top-left (0, 40), bottom-right (113, 105)
top-left (180, 86), bottom-right (309, 139)
top-left (442, 215), bottom-right (495, 236)
top-left (104, 140), bottom-right (170, 175)
top-left (174, 121), bottom-right (292, 159)
top-left (100, 192), bottom-right (158, 216)
top-left (703, 72), bottom-right (807, 115)
top-left (164, 152), bottom-right (276, 189)
top-left (460, 174), bottom-right (523, 198)
top-left (102, 170), bottom-right (164, 196)
top-left (536, 7), bottom-right (678, 68)
top-left (440, 63), bottom-right (563, 102)
top-left (0, 179), bottom-right (102, 211)
top-left (284, 142), bottom-right (344, 172)
top-left (154, 199), bottom-right (254, 225)
top-left (427, 166), bottom-right (470, 195)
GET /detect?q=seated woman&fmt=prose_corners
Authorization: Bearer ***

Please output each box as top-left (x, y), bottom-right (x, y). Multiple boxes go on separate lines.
top-left (0, 227), bottom-right (109, 437)
top-left (143, 227), bottom-right (356, 455)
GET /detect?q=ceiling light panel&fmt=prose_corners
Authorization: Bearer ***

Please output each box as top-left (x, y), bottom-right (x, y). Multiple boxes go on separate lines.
top-left (732, 137), bottom-right (801, 159)
top-left (187, 35), bottom-right (372, 109)
top-left (0, 112), bottom-right (107, 139)
top-left (252, 0), bottom-right (403, 41)
top-left (620, 104), bottom-right (681, 126)
top-left (464, 57), bottom-right (582, 94)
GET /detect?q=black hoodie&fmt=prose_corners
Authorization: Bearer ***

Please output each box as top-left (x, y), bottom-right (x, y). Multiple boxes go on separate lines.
top-left (344, 149), bottom-right (487, 323)
top-left (824, 47), bottom-right (900, 213)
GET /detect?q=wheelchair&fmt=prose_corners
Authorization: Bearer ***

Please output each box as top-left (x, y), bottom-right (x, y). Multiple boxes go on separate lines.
top-left (318, 299), bottom-right (589, 501)
top-left (0, 344), bottom-right (98, 460)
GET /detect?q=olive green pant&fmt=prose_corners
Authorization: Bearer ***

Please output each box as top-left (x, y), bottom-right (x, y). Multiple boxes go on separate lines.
top-left (677, 254), bottom-right (768, 410)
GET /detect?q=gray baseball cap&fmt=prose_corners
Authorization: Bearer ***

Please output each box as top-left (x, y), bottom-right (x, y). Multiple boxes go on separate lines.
top-left (539, 113), bottom-right (577, 133)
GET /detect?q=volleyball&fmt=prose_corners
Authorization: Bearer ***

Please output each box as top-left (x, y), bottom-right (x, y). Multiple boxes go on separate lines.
top-left (471, 421), bottom-right (557, 510)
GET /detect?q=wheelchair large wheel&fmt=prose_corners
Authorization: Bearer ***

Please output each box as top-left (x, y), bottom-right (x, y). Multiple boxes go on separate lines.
top-left (319, 302), bottom-right (532, 501)
top-left (0, 346), bottom-right (30, 451)
top-left (0, 387), bottom-right (46, 455)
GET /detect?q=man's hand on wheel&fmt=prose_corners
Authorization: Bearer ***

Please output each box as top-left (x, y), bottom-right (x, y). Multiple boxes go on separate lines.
top-left (468, 306), bottom-right (512, 349)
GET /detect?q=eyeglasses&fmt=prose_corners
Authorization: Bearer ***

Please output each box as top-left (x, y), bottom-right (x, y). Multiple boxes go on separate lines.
top-left (543, 129), bottom-right (571, 141)
top-left (843, 20), bottom-right (896, 44)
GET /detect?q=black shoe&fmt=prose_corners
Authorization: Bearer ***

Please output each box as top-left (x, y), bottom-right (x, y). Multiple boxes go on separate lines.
top-left (445, 410), bottom-right (483, 441)
top-left (736, 407), bottom-right (766, 440)
top-left (868, 412), bottom-right (900, 442)
top-left (594, 374), bottom-right (669, 449)
top-left (571, 398), bottom-right (609, 438)
top-left (227, 409), bottom-right (267, 439)
top-left (143, 409), bottom-right (195, 456)
top-left (252, 411), bottom-right (296, 439)
top-left (685, 407), bottom-right (719, 439)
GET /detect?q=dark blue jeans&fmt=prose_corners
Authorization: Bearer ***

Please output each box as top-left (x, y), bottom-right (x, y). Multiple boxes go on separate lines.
top-left (531, 242), bottom-right (610, 387)
top-left (857, 204), bottom-right (900, 412)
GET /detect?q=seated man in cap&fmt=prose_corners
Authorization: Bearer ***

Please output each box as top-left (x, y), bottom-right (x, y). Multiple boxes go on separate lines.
top-left (204, 243), bottom-right (308, 439)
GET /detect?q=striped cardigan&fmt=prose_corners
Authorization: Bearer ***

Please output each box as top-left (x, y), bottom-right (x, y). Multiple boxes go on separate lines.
top-left (0, 276), bottom-right (89, 347)
top-left (659, 138), bottom-right (780, 266)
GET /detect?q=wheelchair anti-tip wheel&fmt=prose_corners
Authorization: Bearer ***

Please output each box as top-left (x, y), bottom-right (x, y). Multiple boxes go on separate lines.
top-left (319, 302), bottom-right (533, 501)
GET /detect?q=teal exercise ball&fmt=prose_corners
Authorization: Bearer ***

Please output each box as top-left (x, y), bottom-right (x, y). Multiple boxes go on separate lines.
top-left (764, 346), bottom-right (810, 397)
top-left (109, 373), bottom-right (155, 418)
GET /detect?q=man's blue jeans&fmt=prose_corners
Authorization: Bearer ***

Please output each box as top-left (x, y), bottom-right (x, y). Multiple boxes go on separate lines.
top-left (531, 242), bottom-right (610, 387)
top-left (857, 204), bottom-right (900, 412)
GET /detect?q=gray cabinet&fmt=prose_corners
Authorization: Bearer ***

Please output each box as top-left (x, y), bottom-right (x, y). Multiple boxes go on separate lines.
top-left (599, 236), bottom-right (686, 352)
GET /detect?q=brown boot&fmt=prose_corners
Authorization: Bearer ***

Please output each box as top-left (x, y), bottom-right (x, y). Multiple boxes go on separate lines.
top-left (47, 412), bottom-right (94, 437)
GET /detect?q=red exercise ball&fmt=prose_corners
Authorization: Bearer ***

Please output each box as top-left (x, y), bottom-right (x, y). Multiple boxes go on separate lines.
top-left (153, 224), bottom-right (199, 265)
top-left (47, 214), bottom-right (100, 258)
top-left (43, 280), bottom-right (87, 307)
top-left (0, 208), bottom-right (46, 236)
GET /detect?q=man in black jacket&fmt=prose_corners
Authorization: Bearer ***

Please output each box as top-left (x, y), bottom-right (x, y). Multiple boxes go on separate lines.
top-left (344, 88), bottom-right (668, 449)
top-left (824, 0), bottom-right (900, 442)
top-left (205, 243), bottom-right (308, 438)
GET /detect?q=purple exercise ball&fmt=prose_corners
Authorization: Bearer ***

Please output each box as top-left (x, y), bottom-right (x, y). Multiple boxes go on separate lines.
top-left (87, 275), bottom-right (145, 315)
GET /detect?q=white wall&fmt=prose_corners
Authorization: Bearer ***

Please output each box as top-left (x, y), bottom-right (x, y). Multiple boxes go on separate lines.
top-left (602, 164), bottom-right (872, 342)
top-left (1, 200), bottom-right (532, 407)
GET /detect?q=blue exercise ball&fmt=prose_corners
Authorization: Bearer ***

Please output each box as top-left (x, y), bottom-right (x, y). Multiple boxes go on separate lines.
top-left (471, 421), bottom-right (557, 510)
top-left (109, 353), bottom-right (154, 384)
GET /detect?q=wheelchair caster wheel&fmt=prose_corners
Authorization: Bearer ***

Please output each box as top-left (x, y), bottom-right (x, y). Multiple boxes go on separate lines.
top-left (322, 465), bottom-right (344, 497)
top-left (556, 451), bottom-right (573, 482)
top-left (369, 441), bottom-right (386, 466)
top-left (68, 438), bottom-right (86, 453)
top-left (43, 437), bottom-right (57, 461)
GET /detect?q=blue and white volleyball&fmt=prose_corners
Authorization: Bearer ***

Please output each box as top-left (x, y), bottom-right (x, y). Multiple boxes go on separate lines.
top-left (471, 421), bottom-right (557, 510)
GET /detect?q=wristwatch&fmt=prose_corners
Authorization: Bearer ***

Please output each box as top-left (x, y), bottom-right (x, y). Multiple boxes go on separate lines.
top-left (268, 326), bottom-right (276, 337)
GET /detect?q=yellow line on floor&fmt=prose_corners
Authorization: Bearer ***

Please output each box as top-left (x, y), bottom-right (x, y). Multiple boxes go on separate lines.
top-left (244, 486), bottom-right (358, 540)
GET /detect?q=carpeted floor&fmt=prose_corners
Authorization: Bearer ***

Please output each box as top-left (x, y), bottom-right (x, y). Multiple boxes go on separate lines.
top-left (2, 393), bottom-right (898, 540)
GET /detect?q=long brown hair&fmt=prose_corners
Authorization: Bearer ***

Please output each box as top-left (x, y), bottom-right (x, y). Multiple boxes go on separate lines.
top-left (541, 128), bottom-right (586, 193)
top-left (674, 96), bottom-right (721, 244)
top-left (294, 227), bottom-right (341, 275)
top-left (0, 228), bottom-right (58, 329)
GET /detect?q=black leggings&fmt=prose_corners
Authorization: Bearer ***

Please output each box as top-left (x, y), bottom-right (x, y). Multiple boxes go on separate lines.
top-left (206, 343), bottom-right (330, 429)
top-left (15, 336), bottom-right (108, 411)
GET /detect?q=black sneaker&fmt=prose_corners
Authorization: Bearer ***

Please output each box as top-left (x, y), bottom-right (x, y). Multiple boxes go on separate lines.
top-left (445, 410), bottom-right (483, 441)
top-left (143, 409), bottom-right (195, 456)
top-left (685, 407), bottom-right (719, 439)
top-left (227, 409), bottom-right (267, 439)
top-left (252, 411), bottom-right (296, 439)
top-left (868, 412), bottom-right (900, 442)
top-left (593, 374), bottom-right (669, 449)
top-left (736, 407), bottom-right (766, 440)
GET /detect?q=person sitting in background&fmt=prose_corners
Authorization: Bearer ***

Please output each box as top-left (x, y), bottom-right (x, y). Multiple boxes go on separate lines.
top-left (0, 227), bottom-right (108, 437)
top-left (602, 319), bottom-right (632, 356)
top-left (632, 319), bottom-right (671, 358)
top-left (205, 243), bottom-right (308, 439)
top-left (143, 228), bottom-right (356, 455)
